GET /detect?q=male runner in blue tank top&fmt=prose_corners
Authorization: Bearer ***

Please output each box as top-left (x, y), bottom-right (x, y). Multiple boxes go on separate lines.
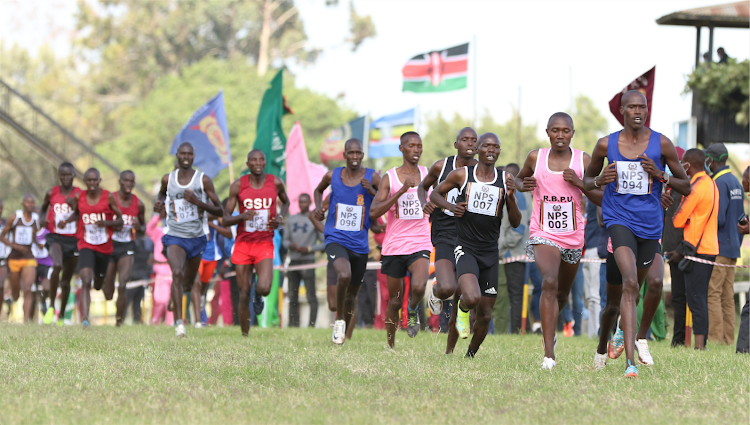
top-left (314, 139), bottom-right (380, 345)
top-left (584, 90), bottom-right (690, 378)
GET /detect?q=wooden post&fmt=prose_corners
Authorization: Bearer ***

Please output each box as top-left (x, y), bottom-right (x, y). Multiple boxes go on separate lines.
top-left (521, 284), bottom-right (529, 335)
top-left (685, 305), bottom-right (693, 348)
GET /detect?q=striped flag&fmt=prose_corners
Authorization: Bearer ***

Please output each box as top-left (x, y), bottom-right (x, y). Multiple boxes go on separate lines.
top-left (402, 43), bottom-right (469, 93)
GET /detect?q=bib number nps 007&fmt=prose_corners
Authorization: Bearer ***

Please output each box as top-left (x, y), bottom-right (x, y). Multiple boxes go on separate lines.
top-left (397, 193), bottom-right (423, 220)
top-left (335, 203), bottom-right (364, 232)
top-left (467, 183), bottom-right (501, 217)
top-left (616, 161), bottom-right (650, 195)
top-left (84, 224), bottom-right (107, 245)
top-left (541, 202), bottom-right (575, 233)
top-left (244, 209), bottom-right (269, 233)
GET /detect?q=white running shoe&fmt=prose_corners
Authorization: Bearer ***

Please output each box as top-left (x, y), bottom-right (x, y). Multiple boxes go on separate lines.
top-left (175, 323), bottom-right (187, 338)
top-left (541, 357), bottom-right (557, 370)
top-left (194, 322), bottom-right (204, 329)
top-left (635, 339), bottom-right (654, 366)
top-left (332, 320), bottom-right (345, 345)
top-left (593, 352), bottom-right (607, 371)
top-left (427, 288), bottom-right (442, 316)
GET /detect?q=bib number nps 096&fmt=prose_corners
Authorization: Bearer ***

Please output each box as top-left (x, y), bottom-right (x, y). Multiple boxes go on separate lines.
top-left (334, 203), bottom-right (364, 232)
top-left (616, 161), bottom-right (650, 195)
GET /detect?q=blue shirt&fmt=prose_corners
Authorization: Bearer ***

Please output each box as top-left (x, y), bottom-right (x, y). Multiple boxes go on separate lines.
top-left (712, 166), bottom-right (745, 258)
top-left (324, 167), bottom-right (375, 254)
top-left (584, 199), bottom-right (604, 248)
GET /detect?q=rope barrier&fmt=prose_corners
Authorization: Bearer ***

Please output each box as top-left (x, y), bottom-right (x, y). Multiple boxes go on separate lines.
top-left (683, 256), bottom-right (750, 268)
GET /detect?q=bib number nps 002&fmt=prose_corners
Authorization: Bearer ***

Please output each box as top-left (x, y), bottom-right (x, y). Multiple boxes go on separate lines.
top-left (334, 203), bottom-right (364, 232)
top-left (467, 183), bottom-right (501, 217)
top-left (442, 188), bottom-right (459, 217)
top-left (541, 202), bottom-right (575, 233)
top-left (616, 161), bottom-right (650, 195)
top-left (397, 193), bottom-right (423, 220)
top-left (244, 209), bottom-right (269, 233)
top-left (84, 224), bottom-right (107, 245)
top-left (173, 198), bottom-right (199, 222)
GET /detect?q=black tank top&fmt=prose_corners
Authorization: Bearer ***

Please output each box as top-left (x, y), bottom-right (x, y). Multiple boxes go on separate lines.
top-left (431, 156), bottom-right (460, 245)
top-left (455, 165), bottom-right (506, 254)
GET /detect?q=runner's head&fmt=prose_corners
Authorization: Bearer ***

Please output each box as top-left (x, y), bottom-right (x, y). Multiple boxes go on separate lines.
top-left (620, 90), bottom-right (648, 130)
top-left (343, 138), bottom-right (364, 170)
top-left (21, 194), bottom-right (36, 213)
top-left (83, 168), bottom-right (101, 191)
top-left (298, 193), bottom-right (311, 214)
top-left (455, 127), bottom-right (477, 160)
top-left (545, 112), bottom-right (575, 152)
top-left (58, 162), bottom-right (75, 188)
top-left (477, 133), bottom-right (500, 166)
top-left (175, 142), bottom-right (195, 169)
top-left (399, 131), bottom-right (422, 165)
top-left (119, 170), bottom-right (135, 195)
top-left (504, 163), bottom-right (520, 177)
top-left (680, 148), bottom-right (705, 178)
top-left (246, 149), bottom-right (266, 176)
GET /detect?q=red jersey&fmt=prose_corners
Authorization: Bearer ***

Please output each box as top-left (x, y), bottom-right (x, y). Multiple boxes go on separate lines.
top-left (236, 174), bottom-right (277, 244)
top-left (112, 193), bottom-right (139, 243)
top-left (76, 189), bottom-right (114, 254)
top-left (47, 186), bottom-right (82, 235)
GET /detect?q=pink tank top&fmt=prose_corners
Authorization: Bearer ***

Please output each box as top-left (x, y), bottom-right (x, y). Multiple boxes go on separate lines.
top-left (529, 147), bottom-right (585, 249)
top-left (381, 165), bottom-right (432, 256)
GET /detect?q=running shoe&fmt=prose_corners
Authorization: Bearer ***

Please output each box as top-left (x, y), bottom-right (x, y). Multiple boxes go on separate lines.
top-left (175, 323), bottom-right (187, 338)
top-left (635, 339), bottom-right (654, 366)
top-left (200, 308), bottom-right (208, 327)
top-left (43, 308), bottom-right (55, 325)
top-left (427, 288), bottom-right (442, 316)
top-left (56, 318), bottom-right (64, 326)
top-left (332, 320), bottom-right (345, 345)
top-left (563, 322), bottom-right (574, 337)
top-left (82, 320), bottom-right (90, 328)
top-left (608, 327), bottom-right (624, 359)
top-left (541, 357), bottom-right (557, 370)
top-left (406, 309), bottom-right (420, 338)
top-left (253, 293), bottom-right (265, 315)
top-left (593, 352), bottom-right (607, 371)
top-left (624, 360), bottom-right (638, 378)
top-left (194, 322), bottom-right (204, 329)
top-left (455, 302), bottom-right (470, 339)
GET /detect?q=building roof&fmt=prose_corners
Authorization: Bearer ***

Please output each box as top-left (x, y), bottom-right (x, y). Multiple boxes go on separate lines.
top-left (656, 1), bottom-right (749, 28)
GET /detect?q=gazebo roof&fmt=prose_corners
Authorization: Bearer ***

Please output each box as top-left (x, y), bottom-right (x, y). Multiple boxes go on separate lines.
top-left (656, 1), bottom-right (749, 28)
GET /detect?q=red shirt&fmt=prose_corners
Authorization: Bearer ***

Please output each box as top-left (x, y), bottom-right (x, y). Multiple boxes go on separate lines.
top-left (236, 174), bottom-right (277, 244)
top-left (47, 186), bottom-right (81, 236)
top-left (112, 193), bottom-right (139, 243)
top-left (76, 189), bottom-right (114, 254)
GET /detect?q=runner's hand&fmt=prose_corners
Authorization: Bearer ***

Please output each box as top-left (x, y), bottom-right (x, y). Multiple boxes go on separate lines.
top-left (598, 163), bottom-right (617, 186)
top-left (95, 219), bottom-right (107, 228)
top-left (267, 216), bottom-right (281, 231)
top-left (522, 176), bottom-right (537, 191)
top-left (738, 221), bottom-right (749, 235)
top-left (637, 154), bottom-right (661, 178)
top-left (56, 220), bottom-right (69, 230)
top-left (401, 177), bottom-right (417, 191)
top-left (239, 210), bottom-right (258, 221)
top-left (314, 208), bottom-right (326, 222)
top-left (153, 200), bottom-right (164, 214)
top-left (660, 192), bottom-right (673, 209)
top-left (422, 201), bottom-right (436, 215)
top-left (39, 218), bottom-right (48, 229)
top-left (13, 244), bottom-right (30, 255)
top-left (183, 189), bottom-right (200, 205)
top-left (360, 179), bottom-right (372, 192)
top-left (563, 168), bottom-right (582, 189)
top-left (453, 201), bottom-right (468, 218)
top-left (506, 173), bottom-right (517, 199)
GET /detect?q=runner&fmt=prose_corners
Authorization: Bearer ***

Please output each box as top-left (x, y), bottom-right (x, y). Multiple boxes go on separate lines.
top-left (370, 131), bottom-right (432, 347)
top-left (0, 200), bottom-right (8, 319)
top-left (195, 215), bottom-right (232, 327)
top-left (514, 112), bottom-right (602, 369)
top-left (430, 133), bottom-right (521, 358)
top-left (32, 226), bottom-right (54, 323)
top-left (583, 90), bottom-right (690, 378)
top-left (314, 138), bottom-right (380, 345)
top-left (418, 127), bottom-right (477, 324)
top-left (223, 149), bottom-right (289, 337)
top-left (39, 162), bottom-right (81, 324)
top-left (0, 195), bottom-right (41, 322)
top-left (103, 171), bottom-right (145, 326)
top-left (155, 142), bottom-right (223, 337)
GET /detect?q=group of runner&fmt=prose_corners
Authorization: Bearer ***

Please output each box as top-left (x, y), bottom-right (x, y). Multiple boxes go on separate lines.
top-left (0, 90), bottom-right (692, 378)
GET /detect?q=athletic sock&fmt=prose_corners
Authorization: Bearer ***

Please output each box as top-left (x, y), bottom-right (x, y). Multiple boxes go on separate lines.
top-left (465, 347), bottom-right (478, 358)
top-left (176, 319), bottom-right (184, 326)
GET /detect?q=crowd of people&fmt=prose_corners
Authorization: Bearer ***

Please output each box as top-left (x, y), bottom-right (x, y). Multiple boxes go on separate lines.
top-left (0, 90), bottom-right (747, 379)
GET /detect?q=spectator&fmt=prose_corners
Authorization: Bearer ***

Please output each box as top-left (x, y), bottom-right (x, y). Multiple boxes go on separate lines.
top-left (702, 52), bottom-right (711, 63)
top-left (669, 148), bottom-right (719, 350)
top-left (497, 163), bottom-right (531, 334)
top-left (145, 213), bottom-right (173, 325)
top-left (735, 166), bottom-right (749, 353)
top-left (583, 198), bottom-right (604, 338)
top-left (664, 148), bottom-right (686, 346)
top-left (705, 143), bottom-right (744, 345)
top-left (717, 47), bottom-right (729, 64)
top-left (282, 193), bottom-right (325, 327)
top-left (126, 230), bottom-right (153, 324)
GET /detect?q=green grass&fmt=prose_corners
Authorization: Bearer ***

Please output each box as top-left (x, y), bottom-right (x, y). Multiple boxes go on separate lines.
top-left (0, 324), bottom-right (746, 424)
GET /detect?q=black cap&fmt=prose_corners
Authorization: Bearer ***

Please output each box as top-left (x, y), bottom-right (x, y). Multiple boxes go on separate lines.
top-left (704, 143), bottom-right (728, 161)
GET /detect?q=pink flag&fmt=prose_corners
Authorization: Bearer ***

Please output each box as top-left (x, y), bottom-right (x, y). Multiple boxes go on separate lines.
top-left (285, 122), bottom-right (329, 215)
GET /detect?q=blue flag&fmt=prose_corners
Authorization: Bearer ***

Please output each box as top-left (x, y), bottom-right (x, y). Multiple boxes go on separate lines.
top-left (171, 91), bottom-right (232, 178)
top-left (368, 108), bottom-right (416, 159)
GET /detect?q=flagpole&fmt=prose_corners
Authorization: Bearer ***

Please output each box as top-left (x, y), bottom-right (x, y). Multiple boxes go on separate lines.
top-left (228, 162), bottom-right (235, 182)
top-left (472, 34), bottom-right (478, 128)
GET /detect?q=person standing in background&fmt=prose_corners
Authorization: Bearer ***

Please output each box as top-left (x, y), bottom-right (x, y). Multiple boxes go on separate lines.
top-left (582, 198), bottom-right (604, 338)
top-left (125, 230), bottom-right (153, 324)
top-left (704, 143), bottom-right (745, 345)
top-left (735, 166), bottom-right (749, 353)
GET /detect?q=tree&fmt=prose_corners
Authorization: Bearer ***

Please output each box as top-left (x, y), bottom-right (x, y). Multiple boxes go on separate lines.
top-left (684, 59), bottom-right (750, 126)
top-left (568, 94), bottom-right (608, 155)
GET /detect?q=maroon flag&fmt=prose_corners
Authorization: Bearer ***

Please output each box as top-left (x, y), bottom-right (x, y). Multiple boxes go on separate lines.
top-left (609, 66), bottom-right (656, 127)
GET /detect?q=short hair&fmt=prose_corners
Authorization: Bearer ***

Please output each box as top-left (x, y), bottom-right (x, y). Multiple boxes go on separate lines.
top-left (120, 170), bottom-right (135, 178)
top-left (59, 162), bottom-right (74, 171)
top-left (456, 127), bottom-right (477, 141)
top-left (344, 138), bottom-right (363, 152)
top-left (400, 131), bottom-right (420, 144)
top-left (621, 90), bottom-right (647, 107)
top-left (683, 148), bottom-right (705, 167)
top-left (84, 168), bottom-right (100, 178)
top-left (477, 132), bottom-right (500, 147)
top-left (177, 142), bottom-right (194, 152)
top-left (248, 149), bottom-right (265, 159)
top-left (299, 193), bottom-right (311, 200)
top-left (547, 112), bottom-right (574, 129)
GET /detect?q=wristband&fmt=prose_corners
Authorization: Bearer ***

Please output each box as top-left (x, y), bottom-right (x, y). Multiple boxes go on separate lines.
top-left (594, 177), bottom-right (601, 189)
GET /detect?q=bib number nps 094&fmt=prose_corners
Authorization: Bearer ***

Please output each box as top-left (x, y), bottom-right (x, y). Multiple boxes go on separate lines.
top-left (616, 161), bottom-right (650, 195)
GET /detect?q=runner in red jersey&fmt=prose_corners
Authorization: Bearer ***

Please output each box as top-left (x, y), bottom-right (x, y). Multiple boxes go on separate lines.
top-left (38, 162), bottom-right (81, 324)
top-left (103, 171), bottom-right (145, 326)
top-left (223, 149), bottom-right (289, 336)
top-left (64, 168), bottom-right (123, 327)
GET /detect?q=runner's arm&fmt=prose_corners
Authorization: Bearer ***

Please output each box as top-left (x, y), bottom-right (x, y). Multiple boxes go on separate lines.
top-left (370, 173), bottom-right (407, 220)
top-left (574, 153), bottom-right (604, 206)
top-left (134, 200), bottom-right (146, 233)
top-left (38, 189), bottom-right (52, 228)
top-left (369, 172), bottom-right (381, 196)
top-left (505, 173), bottom-right (522, 228)
top-left (99, 193), bottom-right (124, 228)
top-left (309, 194), bottom-right (329, 234)
top-left (583, 137), bottom-right (614, 191)
top-left (0, 213), bottom-right (18, 250)
top-left (430, 168), bottom-right (466, 213)
top-left (222, 180), bottom-right (248, 227)
top-left (514, 150), bottom-right (538, 192)
top-left (313, 171), bottom-right (333, 218)
top-left (209, 220), bottom-right (233, 239)
top-left (275, 176), bottom-right (290, 221)
top-left (154, 174), bottom-right (169, 213)
top-left (659, 135), bottom-right (691, 196)
top-left (418, 159), bottom-right (443, 214)
top-left (198, 175), bottom-right (224, 217)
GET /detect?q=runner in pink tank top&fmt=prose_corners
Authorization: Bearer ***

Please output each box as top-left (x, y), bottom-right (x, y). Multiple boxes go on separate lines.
top-left (370, 131), bottom-right (432, 348)
top-left (515, 112), bottom-right (603, 369)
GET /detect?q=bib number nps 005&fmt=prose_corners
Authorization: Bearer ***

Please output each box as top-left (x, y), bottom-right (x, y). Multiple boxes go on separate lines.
top-left (616, 161), bottom-right (650, 195)
top-left (84, 224), bottom-right (107, 245)
top-left (173, 198), bottom-right (199, 222)
top-left (397, 193), bottom-right (423, 220)
top-left (442, 188), bottom-right (459, 217)
top-left (244, 209), bottom-right (269, 233)
top-left (467, 183), bottom-right (501, 217)
top-left (541, 202), bottom-right (575, 233)
top-left (334, 203), bottom-right (364, 232)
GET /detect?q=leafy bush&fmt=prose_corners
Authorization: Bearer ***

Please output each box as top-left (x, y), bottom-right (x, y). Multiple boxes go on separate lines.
top-left (684, 59), bottom-right (749, 126)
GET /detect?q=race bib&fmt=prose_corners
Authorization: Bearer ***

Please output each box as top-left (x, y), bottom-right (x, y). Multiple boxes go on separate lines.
top-left (112, 225), bottom-right (132, 243)
top-left (334, 203), bottom-right (364, 232)
top-left (396, 193), bottom-right (423, 220)
top-left (84, 224), bottom-right (107, 245)
top-left (616, 161), bottom-right (650, 195)
top-left (54, 211), bottom-right (76, 234)
top-left (173, 198), bottom-right (199, 222)
top-left (442, 188), bottom-right (459, 217)
top-left (541, 202), bottom-right (575, 233)
top-left (14, 226), bottom-right (33, 246)
top-left (244, 209), bottom-right (269, 233)
top-left (466, 183), bottom-right (501, 217)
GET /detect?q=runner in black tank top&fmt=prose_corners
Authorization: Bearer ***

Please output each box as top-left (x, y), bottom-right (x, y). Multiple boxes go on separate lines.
top-left (431, 133), bottom-right (521, 358)
top-left (418, 127), bottom-right (477, 330)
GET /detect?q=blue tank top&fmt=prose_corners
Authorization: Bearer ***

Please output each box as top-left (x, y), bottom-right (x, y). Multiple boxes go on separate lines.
top-left (324, 167), bottom-right (375, 254)
top-left (601, 129), bottom-right (664, 240)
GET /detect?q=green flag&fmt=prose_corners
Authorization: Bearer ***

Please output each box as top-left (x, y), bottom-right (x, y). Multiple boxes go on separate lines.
top-left (251, 69), bottom-right (292, 180)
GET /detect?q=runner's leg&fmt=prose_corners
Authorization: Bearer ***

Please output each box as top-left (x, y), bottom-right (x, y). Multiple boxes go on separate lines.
top-left (535, 244), bottom-right (563, 359)
top-left (407, 258), bottom-right (429, 310)
top-left (333, 258), bottom-right (353, 322)
top-left (103, 261), bottom-right (117, 301)
top-left (115, 255), bottom-right (134, 326)
top-left (467, 296), bottom-right (497, 356)
top-left (613, 246), bottom-right (648, 368)
top-left (21, 266), bottom-right (35, 322)
top-left (79, 265), bottom-right (93, 324)
top-left (385, 276), bottom-right (402, 348)
top-left (433, 259), bottom-right (457, 300)
top-left (166, 245), bottom-right (188, 324)
top-left (184, 256), bottom-right (202, 324)
top-left (597, 283), bottom-right (623, 354)
top-left (58, 257), bottom-right (78, 323)
top-left (445, 287), bottom-right (461, 354)
top-left (48, 243), bottom-right (63, 315)
top-left (236, 263), bottom-right (255, 336)
top-left (637, 254), bottom-right (663, 340)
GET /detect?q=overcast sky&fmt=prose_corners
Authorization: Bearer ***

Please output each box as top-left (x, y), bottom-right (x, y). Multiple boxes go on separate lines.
top-left (2, 0), bottom-right (748, 153)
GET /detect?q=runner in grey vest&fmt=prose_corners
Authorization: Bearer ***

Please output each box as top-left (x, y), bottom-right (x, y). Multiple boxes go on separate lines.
top-left (166, 169), bottom-right (207, 238)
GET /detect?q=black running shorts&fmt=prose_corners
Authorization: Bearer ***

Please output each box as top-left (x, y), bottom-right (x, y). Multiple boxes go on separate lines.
top-left (609, 225), bottom-right (661, 269)
top-left (380, 250), bottom-right (430, 279)
top-left (78, 248), bottom-right (110, 278)
top-left (46, 233), bottom-right (79, 259)
top-left (454, 245), bottom-right (499, 298)
top-left (110, 241), bottom-right (136, 263)
top-left (325, 243), bottom-right (369, 287)
top-left (434, 243), bottom-right (456, 265)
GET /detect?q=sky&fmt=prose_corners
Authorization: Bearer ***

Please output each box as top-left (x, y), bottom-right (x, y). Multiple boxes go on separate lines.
top-left (1, 0), bottom-right (748, 153)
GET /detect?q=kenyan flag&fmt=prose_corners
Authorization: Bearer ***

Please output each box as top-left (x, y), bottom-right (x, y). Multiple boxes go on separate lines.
top-left (402, 43), bottom-right (468, 93)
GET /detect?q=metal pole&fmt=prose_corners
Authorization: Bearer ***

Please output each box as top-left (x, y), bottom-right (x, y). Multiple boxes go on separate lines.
top-left (695, 26), bottom-right (701, 68)
top-left (516, 87), bottom-right (522, 164)
top-left (707, 26), bottom-right (714, 63)
top-left (472, 34), bottom-right (478, 127)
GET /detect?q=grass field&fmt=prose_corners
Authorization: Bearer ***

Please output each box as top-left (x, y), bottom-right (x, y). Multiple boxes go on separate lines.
top-left (0, 324), bottom-right (746, 424)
